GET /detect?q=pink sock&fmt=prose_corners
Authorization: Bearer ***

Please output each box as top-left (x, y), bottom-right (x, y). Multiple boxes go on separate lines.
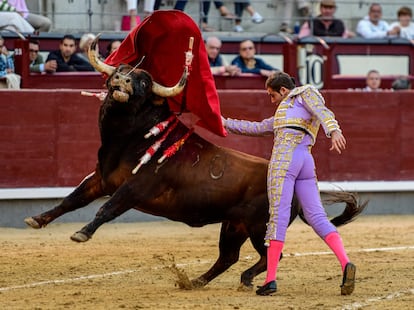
top-left (324, 232), bottom-right (349, 271)
top-left (265, 240), bottom-right (284, 284)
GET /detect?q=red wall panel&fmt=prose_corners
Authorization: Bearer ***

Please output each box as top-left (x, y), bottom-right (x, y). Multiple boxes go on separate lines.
top-left (1, 89), bottom-right (414, 187)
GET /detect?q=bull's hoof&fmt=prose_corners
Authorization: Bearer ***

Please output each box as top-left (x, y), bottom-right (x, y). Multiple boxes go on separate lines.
top-left (70, 231), bottom-right (90, 243)
top-left (24, 217), bottom-right (41, 229)
top-left (191, 278), bottom-right (207, 288)
top-left (237, 282), bottom-right (253, 291)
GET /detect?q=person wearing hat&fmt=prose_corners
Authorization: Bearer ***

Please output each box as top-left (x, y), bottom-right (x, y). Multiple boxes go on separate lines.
top-left (298, 0), bottom-right (355, 38)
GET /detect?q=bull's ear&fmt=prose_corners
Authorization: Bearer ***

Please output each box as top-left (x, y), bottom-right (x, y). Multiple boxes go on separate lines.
top-left (152, 95), bottom-right (165, 106)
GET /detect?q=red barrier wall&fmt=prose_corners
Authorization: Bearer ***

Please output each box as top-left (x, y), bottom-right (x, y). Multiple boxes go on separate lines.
top-left (1, 89), bottom-right (414, 187)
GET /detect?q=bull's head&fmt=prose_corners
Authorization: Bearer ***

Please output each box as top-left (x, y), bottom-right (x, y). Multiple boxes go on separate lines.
top-left (88, 35), bottom-right (188, 103)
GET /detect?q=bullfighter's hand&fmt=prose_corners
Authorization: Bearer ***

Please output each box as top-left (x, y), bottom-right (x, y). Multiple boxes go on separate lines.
top-left (221, 116), bottom-right (227, 127)
top-left (330, 130), bottom-right (346, 154)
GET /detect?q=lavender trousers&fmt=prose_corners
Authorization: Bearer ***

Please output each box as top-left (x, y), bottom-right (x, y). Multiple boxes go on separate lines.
top-left (264, 128), bottom-right (337, 245)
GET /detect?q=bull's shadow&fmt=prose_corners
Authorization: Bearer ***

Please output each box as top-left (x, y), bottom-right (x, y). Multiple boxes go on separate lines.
top-left (24, 38), bottom-right (367, 290)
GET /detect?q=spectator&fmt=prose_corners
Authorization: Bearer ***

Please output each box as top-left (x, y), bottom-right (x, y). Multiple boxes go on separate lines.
top-left (298, 0), bottom-right (355, 38)
top-left (7, 0), bottom-right (51, 32)
top-left (389, 6), bottom-right (414, 40)
top-left (77, 33), bottom-right (96, 63)
top-left (173, 1), bottom-right (235, 32)
top-left (0, 35), bottom-right (20, 88)
top-left (205, 36), bottom-right (241, 76)
top-left (363, 69), bottom-right (381, 91)
top-left (233, 1), bottom-right (264, 33)
top-left (124, 0), bottom-right (139, 30)
top-left (231, 39), bottom-right (278, 77)
top-left (391, 76), bottom-right (411, 90)
top-left (0, 3), bottom-right (34, 33)
top-left (106, 40), bottom-right (122, 58)
top-left (356, 3), bottom-right (399, 39)
top-left (173, 1), bottom-right (262, 33)
top-left (45, 34), bottom-right (95, 72)
top-left (201, 2), bottom-right (236, 32)
top-left (28, 39), bottom-right (57, 73)
top-left (142, 0), bottom-right (156, 16)
top-left (279, 0), bottom-right (310, 34)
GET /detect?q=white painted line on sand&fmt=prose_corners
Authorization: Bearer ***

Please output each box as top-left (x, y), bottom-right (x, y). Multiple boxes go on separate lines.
top-left (340, 288), bottom-right (414, 310)
top-left (0, 245), bottom-right (413, 293)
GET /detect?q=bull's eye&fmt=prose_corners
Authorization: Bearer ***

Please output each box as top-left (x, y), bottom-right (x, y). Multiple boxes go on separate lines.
top-left (114, 74), bottom-right (119, 80)
top-left (140, 80), bottom-right (147, 88)
top-left (126, 78), bottom-right (130, 83)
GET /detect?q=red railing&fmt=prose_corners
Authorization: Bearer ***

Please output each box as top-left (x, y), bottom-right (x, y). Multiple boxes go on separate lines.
top-left (9, 35), bottom-right (414, 90)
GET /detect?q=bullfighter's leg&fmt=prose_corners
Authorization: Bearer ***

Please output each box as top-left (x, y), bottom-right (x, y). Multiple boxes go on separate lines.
top-left (295, 168), bottom-right (355, 295)
top-left (24, 170), bottom-right (105, 229)
top-left (191, 221), bottom-right (248, 288)
top-left (70, 183), bottom-right (136, 242)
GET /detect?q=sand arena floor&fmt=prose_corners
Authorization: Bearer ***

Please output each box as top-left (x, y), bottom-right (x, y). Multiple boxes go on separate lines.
top-left (0, 215), bottom-right (413, 309)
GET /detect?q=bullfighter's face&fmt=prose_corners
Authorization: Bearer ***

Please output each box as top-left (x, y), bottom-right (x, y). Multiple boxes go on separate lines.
top-left (267, 86), bottom-right (289, 105)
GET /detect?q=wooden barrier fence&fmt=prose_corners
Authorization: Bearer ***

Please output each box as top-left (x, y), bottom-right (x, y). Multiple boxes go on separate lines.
top-left (1, 89), bottom-right (413, 188)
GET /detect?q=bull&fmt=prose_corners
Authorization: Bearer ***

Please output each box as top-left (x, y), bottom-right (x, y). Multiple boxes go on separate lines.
top-left (24, 38), bottom-right (366, 289)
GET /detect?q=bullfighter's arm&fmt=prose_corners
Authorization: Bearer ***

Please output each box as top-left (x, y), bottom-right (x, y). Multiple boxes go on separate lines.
top-left (300, 85), bottom-right (341, 137)
top-left (223, 116), bottom-right (274, 136)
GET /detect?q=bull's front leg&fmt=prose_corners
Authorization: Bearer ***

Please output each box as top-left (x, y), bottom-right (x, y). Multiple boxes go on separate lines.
top-left (70, 184), bottom-right (136, 242)
top-left (24, 170), bottom-right (104, 229)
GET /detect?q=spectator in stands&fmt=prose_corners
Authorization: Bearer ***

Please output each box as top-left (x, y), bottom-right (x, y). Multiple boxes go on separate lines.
top-left (233, 1), bottom-right (264, 33)
top-left (363, 69), bottom-right (381, 91)
top-left (391, 76), bottom-right (411, 90)
top-left (0, 2), bottom-right (34, 33)
top-left (279, 0), bottom-right (310, 34)
top-left (174, 1), bottom-right (262, 33)
top-left (201, 2), bottom-right (236, 32)
top-left (7, 0), bottom-right (51, 32)
top-left (77, 33), bottom-right (96, 63)
top-left (46, 34), bottom-right (95, 72)
top-left (298, 0), bottom-right (355, 38)
top-left (356, 3), bottom-right (400, 39)
top-left (0, 35), bottom-right (20, 88)
top-left (28, 39), bottom-right (57, 73)
top-left (231, 39), bottom-right (278, 77)
top-left (173, 1), bottom-right (235, 32)
top-left (205, 36), bottom-right (241, 76)
top-left (106, 40), bottom-right (122, 58)
top-left (389, 6), bottom-right (414, 40)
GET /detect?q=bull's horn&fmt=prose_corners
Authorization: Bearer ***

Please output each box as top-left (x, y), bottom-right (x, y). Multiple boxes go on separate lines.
top-left (88, 34), bottom-right (116, 76)
top-left (152, 67), bottom-right (188, 97)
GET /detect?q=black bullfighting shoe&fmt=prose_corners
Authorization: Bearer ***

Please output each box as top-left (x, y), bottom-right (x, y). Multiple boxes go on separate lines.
top-left (256, 280), bottom-right (277, 296)
top-left (340, 262), bottom-right (356, 295)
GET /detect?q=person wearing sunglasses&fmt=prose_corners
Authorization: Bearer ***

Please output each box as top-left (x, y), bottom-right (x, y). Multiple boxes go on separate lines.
top-left (28, 39), bottom-right (57, 73)
top-left (231, 39), bottom-right (278, 77)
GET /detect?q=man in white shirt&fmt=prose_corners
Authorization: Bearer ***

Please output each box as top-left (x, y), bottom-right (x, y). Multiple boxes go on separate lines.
top-left (356, 3), bottom-right (400, 39)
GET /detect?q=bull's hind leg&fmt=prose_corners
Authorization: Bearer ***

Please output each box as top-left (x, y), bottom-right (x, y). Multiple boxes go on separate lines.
top-left (238, 225), bottom-right (267, 290)
top-left (237, 197), bottom-right (301, 289)
top-left (191, 221), bottom-right (248, 288)
top-left (70, 184), bottom-right (135, 242)
top-left (24, 170), bottom-right (104, 229)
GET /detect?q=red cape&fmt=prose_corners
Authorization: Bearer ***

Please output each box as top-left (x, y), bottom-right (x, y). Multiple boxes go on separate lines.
top-left (105, 10), bottom-right (226, 137)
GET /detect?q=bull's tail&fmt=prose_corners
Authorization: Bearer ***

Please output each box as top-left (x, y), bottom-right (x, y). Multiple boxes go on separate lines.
top-left (298, 191), bottom-right (368, 227)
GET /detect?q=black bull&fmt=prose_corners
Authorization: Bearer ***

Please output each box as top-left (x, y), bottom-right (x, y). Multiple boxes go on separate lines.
top-left (24, 63), bottom-right (366, 289)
